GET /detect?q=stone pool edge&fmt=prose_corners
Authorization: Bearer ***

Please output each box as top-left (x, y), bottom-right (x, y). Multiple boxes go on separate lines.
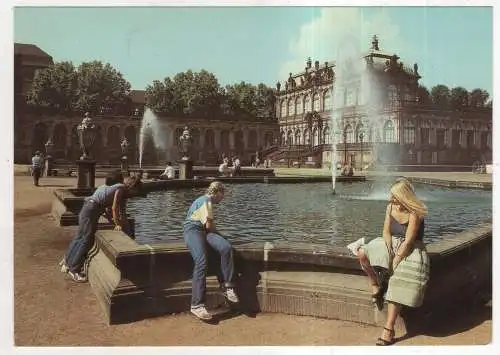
top-left (88, 222), bottom-right (491, 334)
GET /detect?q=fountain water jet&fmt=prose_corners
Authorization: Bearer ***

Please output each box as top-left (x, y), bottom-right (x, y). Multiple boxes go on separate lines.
top-left (138, 108), bottom-right (169, 168)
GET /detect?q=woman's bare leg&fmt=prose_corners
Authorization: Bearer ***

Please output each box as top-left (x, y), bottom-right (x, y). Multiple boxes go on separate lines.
top-left (380, 301), bottom-right (401, 341)
top-left (357, 249), bottom-right (379, 294)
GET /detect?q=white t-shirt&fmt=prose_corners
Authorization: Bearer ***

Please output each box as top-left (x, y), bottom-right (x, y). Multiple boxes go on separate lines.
top-left (162, 166), bottom-right (175, 179)
top-left (219, 163), bottom-right (230, 175)
top-left (234, 158), bottom-right (241, 167)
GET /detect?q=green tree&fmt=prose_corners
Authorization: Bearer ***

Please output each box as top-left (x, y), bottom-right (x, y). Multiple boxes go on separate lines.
top-left (224, 81), bottom-right (258, 116)
top-left (146, 70), bottom-right (223, 117)
top-left (416, 85), bottom-right (430, 104)
top-left (255, 83), bottom-right (276, 118)
top-left (430, 84), bottom-right (451, 108)
top-left (27, 61), bottom-right (78, 110)
top-left (469, 88), bottom-right (490, 108)
top-left (74, 61), bottom-right (131, 113)
top-left (144, 78), bottom-right (176, 114)
top-left (27, 60), bottom-right (131, 114)
top-left (224, 82), bottom-right (276, 118)
top-left (450, 86), bottom-right (469, 109)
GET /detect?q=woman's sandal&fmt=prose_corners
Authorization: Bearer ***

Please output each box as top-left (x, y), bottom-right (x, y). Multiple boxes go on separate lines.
top-left (376, 327), bottom-right (395, 346)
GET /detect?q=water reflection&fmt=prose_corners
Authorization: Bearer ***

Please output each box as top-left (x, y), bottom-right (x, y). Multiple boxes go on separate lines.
top-left (127, 182), bottom-right (492, 246)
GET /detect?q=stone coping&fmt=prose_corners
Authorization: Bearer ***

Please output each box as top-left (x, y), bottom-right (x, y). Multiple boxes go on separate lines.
top-left (97, 222), bottom-right (491, 273)
top-left (405, 177), bottom-right (492, 191)
top-left (88, 222), bottom-right (491, 327)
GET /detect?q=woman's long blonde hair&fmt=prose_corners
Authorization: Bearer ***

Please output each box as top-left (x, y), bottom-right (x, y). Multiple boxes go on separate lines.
top-left (390, 178), bottom-right (428, 217)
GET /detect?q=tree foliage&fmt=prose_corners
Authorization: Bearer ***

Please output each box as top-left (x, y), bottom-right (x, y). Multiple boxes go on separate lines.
top-left (27, 61), bottom-right (78, 110)
top-left (145, 71), bottom-right (276, 119)
top-left (469, 88), bottom-right (490, 108)
top-left (416, 85), bottom-right (430, 104)
top-left (27, 60), bottom-right (131, 114)
top-left (430, 84), bottom-right (451, 107)
top-left (450, 86), bottom-right (470, 109)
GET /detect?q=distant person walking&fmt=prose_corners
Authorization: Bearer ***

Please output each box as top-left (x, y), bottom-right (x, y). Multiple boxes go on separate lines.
top-left (31, 151), bottom-right (44, 186)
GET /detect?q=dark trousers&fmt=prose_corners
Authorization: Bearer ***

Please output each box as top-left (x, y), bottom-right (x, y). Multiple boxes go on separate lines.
top-left (183, 224), bottom-right (235, 307)
top-left (32, 167), bottom-right (41, 185)
top-left (65, 201), bottom-right (101, 273)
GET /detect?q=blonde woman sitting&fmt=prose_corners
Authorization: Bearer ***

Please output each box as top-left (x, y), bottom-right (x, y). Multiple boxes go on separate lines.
top-left (352, 178), bottom-right (430, 346)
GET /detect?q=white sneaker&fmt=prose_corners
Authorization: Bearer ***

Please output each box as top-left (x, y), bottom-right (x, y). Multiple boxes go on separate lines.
top-left (68, 271), bottom-right (87, 283)
top-left (190, 305), bottom-right (213, 321)
top-left (59, 258), bottom-right (69, 273)
top-left (347, 237), bottom-right (366, 256)
top-left (224, 288), bottom-right (239, 303)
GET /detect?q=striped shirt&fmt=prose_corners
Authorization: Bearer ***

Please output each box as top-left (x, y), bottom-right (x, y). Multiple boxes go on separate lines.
top-left (32, 155), bottom-right (43, 169)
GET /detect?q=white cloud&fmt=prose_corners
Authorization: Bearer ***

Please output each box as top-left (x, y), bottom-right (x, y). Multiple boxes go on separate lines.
top-left (279, 8), bottom-right (407, 81)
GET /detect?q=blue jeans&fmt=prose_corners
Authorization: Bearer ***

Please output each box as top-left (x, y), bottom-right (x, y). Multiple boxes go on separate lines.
top-left (65, 201), bottom-right (101, 273)
top-left (183, 224), bottom-right (235, 307)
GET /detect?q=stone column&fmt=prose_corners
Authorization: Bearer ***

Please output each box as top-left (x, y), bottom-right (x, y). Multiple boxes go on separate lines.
top-left (214, 129), bottom-right (221, 150)
top-left (445, 128), bottom-right (452, 148)
top-left (430, 128), bottom-right (437, 146)
top-left (229, 130), bottom-right (235, 150)
top-left (243, 130), bottom-right (249, 150)
top-left (460, 130), bottom-right (467, 148)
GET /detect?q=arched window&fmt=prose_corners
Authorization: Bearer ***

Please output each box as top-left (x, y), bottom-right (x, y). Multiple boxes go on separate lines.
top-left (313, 93), bottom-right (321, 112)
top-left (323, 90), bottom-right (332, 111)
top-left (403, 120), bottom-right (416, 144)
top-left (280, 101), bottom-right (287, 117)
top-left (323, 126), bottom-right (330, 144)
top-left (304, 95), bottom-right (311, 113)
top-left (294, 130), bottom-right (301, 145)
top-left (288, 99), bottom-right (295, 116)
top-left (295, 97), bottom-right (303, 115)
top-left (345, 124), bottom-right (354, 143)
top-left (384, 120), bottom-right (396, 143)
top-left (355, 124), bottom-right (365, 143)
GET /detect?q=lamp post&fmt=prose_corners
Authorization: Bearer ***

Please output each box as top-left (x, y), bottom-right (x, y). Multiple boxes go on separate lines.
top-left (343, 129), bottom-right (348, 166)
top-left (44, 138), bottom-right (54, 176)
top-left (178, 125), bottom-right (193, 179)
top-left (121, 137), bottom-right (129, 175)
top-left (76, 112), bottom-right (98, 189)
top-left (359, 132), bottom-right (364, 171)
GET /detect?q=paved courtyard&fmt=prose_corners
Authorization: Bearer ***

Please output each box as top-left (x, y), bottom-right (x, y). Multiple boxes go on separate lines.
top-left (12, 174), bottom-right (492, 346)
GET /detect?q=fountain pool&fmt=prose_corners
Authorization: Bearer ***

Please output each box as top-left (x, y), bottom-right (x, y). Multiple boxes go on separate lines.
top-left (127, 181), bottom-right (492, 246)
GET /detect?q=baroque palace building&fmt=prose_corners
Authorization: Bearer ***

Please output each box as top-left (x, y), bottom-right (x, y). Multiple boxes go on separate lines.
top-left (14, 43), bottom-right (279, 166)
top-left (272, 36), bottom-right (492, 168)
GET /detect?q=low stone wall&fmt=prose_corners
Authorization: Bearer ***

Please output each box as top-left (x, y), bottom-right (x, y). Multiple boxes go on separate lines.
top-left (87, 223), bottom-right (491, 333)
top-left (405, 177), bottom-right (492, 190)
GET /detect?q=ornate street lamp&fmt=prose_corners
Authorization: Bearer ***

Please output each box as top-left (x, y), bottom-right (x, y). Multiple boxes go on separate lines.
top-left (44, 138), bottom-right (54, 176)
top-left (120, 137), bottom-right (130, 173)
top-left (76, 112), bottom-right (98, 189)
top-left (77, 112), bottom-right (97, 160)
top-left (179, 126), bottom-right (192, 161)
top-left (178, 125), bottom-right (193, 179)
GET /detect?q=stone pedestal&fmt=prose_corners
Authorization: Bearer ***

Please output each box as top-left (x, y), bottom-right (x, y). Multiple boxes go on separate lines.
top-left (76, 159), bottom-right (96, 189)
top-left (44, 155), bottom-right (53, 176)
top-left (178, 158), bottom-right (193, 180)
top-left (121, 156), bottom-right (129, 176)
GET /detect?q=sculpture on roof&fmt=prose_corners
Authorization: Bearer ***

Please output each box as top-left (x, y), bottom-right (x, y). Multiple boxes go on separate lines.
top-left (371, 35), bottom-right (380, 51)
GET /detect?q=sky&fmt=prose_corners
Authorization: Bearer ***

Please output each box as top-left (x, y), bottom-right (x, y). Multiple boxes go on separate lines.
top-left (13, 6), bottom-right (493, 95)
